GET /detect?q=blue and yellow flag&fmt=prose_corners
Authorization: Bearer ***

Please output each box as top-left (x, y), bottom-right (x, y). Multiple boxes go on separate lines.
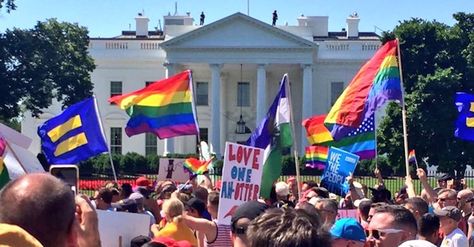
top-left (38, 97), bottom-right (108, 164)
top-left (455, 92), bottom-right (474, 141)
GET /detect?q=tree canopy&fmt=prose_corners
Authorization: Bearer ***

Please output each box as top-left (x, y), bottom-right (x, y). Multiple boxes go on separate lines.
top-left (378, 13), bottom-right (474, 176)
top-left (0, 0), bottom-right (16, 13)
top-left (0, 19), bottom-right (95, 120)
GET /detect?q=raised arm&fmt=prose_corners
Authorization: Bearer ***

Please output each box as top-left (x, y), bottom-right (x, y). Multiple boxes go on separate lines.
top-left (417, 168), bottom-right (437, 204)
top-left (182, 214), bottom-right (217, 243)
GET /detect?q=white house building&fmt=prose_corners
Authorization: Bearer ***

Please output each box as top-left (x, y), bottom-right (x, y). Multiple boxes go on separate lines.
top-left (21, 11), bottom-right (381, 158)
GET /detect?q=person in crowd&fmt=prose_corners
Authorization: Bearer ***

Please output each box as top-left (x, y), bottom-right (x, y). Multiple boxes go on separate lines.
top-left (315, 198), bottom-right (338, 229)
top-left (247, 207), bottom-right (332, 247)
top-left (207, 191), bottom-right (219, 220)
top-left (354, 198), bottom-right (372, 231)
top-left (121, 183), bottom-right (134, 200)
top-left (367, 205), bottom-right (417, 247)
top-left (95, 187), bottom-right (115, 211)
top-left (130, 192), bottom-right (156, 227)
top-left (366, 202), bottom-right (388, 224)
top-left (434, 206), bottom-right (469, 247)
top-left (105, 182), bottom-right (121, 202)
top-left (418, 213), bottom-right (440, 246)
top-left (438, 188), bottom-right (458, 209)
top-left (273, 181), bottom-right (295, 208)
top-left (330, 218), bottom-right (366, 247)
top-left (193, 186), bottom-right (209, 203)
top-left (231, 200), bottom-right (269, 247)
top-left (186, 197), bottom-right (212, 221)
top-left (436, 173), bottom-right (453, 190)
top-left (369, 185), bottom-right (392, 203)
top-left (0, 173), bottom-right (101, 247)
top-left (456, 189), bottom-right (473, 235)
top-left (296, 201), bottom-right (320, 216)
top-left (404, 197), bottom-right (429, 222)
top-left (417, 168), bottom-right (439, 205)
top-left (287, 176), bottom-right (298, 202)
top-left (301, 180), bottom-right (318, 193)
top-left (152, 197), bottom-right (197, 246)
top-left (395, 186), bottom-right (409, 205)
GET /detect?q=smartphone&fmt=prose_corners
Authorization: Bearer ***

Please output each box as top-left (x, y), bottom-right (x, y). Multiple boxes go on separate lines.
top-left (49, 165), bottom-right (79, 195)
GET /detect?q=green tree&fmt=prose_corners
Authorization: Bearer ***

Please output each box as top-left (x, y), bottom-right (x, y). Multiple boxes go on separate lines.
top-left (0, 19), bottom-right (95, 119)
top-left (0, 0), bottom-right (15, 13)
top-left (378, 13), bottom-right (474, 176)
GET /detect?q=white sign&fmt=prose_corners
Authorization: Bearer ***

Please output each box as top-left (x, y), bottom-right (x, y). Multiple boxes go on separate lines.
top-left (157, 158), bottom-right (191, 183)
top-left (217, 142), bottom-right (264, 226)
top-left (97, 210), bottom-right (151, 247)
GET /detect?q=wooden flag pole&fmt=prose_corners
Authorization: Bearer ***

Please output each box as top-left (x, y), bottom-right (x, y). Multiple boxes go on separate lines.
top-left (284, 74), bottom-right (302, 200)
top-left (396, 39), bottom-right (411, 177)
top-left (93, 95), bottom-right (118, 183)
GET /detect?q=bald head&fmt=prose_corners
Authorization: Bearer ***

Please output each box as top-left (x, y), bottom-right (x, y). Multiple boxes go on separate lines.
top-left (0, 173), bottom-right (76, 247)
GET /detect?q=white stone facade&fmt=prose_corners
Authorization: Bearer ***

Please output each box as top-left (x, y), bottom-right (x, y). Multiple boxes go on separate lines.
top-left (21, 12), bottom-right (381, 159)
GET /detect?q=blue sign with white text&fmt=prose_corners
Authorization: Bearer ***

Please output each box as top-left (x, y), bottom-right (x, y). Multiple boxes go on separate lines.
top-left (320, 147), bottom-right (360, 197)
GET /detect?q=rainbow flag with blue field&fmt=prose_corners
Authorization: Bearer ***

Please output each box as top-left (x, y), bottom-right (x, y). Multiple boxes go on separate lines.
top-left (325, 39), bottom-right (402, 139)
top-left (109, 70), bottom-right (199, 138)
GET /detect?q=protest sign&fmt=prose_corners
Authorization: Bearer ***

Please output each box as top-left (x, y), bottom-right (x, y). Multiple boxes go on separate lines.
top-left (217, 142), bottom-right (264, 225)
top-left (320, 147), bottom-right (359, 196)
top-left (157, 158), bottom-right (191, 183)
top-left (97, 210), bottom-right (151, 247)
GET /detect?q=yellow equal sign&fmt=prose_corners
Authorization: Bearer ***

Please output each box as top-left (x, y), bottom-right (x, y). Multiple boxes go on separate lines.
top-left (47, 115), bottom-right (89, 157)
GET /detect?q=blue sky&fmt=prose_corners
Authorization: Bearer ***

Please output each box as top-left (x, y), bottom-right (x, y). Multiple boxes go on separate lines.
top-left (1, 0), bottom-right (473, 37)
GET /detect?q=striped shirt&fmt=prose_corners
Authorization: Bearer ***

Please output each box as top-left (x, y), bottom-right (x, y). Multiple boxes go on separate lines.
top-left (206, 221), bottom-right (232, 247)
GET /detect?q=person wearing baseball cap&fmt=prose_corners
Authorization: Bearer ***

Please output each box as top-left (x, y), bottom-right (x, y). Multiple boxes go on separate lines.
top-left (434, 206), bottom-right (468, 247)
top-left (330, 218), bottom-right (366, 247)
top-left (230, 200), bottom-right (268, 247)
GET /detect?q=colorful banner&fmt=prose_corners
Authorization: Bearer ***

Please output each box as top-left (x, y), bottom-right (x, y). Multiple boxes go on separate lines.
top-left (320, 147), bottom-right (359, 197)
top-left (217, 142), bottom-right (264, 225)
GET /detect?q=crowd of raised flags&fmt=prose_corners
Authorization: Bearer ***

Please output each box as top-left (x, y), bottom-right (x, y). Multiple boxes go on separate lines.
top-left (1, 38), bottom-right (474, 198)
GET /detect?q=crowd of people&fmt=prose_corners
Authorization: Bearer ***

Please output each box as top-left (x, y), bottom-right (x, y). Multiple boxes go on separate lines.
top-left (1, 167), bottom-right (474, 247)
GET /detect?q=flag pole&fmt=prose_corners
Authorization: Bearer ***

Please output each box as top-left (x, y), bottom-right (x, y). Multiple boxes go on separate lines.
top-left (284, 74), bottom-right (302, 200)
top-left (93, 95), bottom-right (118, 183)
top-left (396, 38), bottom-right (410, 177)
top-left (188, 70), bottom-right (204, 160)
top-left (374, 111), bottom-right (378, 169)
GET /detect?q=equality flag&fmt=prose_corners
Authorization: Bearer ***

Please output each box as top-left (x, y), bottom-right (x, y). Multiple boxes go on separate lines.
top-left (304, 146), bottom-right (328, 170)
top-left (247, 74), bottom-right (293, 198)
top-left (109, 70), bottom-right (199, 138)
top-left (325, 40), bottom-right (403, 139)
top-left (455, 92), bottom-right (474, 141)
top-left (408, 150), bottom-right (416, 163)
top-left (303, 114), bottom-right (375, 161)
top-left (302, 115), bottom-right (333, 144)
top-left (38, 97), bottom-right (108, 164)
top-left (183, 157), bottom-right (211, 175)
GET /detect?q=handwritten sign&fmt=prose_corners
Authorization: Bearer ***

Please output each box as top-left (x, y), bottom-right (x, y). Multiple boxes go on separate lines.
top-left (217, 142), bottom-right (264, 225)
top-left (157, 158), bottom-right (191, 183)
top-left (320, 147), bottom-right (359, 197)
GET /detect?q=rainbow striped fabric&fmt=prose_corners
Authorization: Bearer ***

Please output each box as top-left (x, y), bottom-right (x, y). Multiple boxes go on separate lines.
top-left (408, 150), bottom-right (416, 163)
top-left (109, 70), bottom-right (199, 138)
top-left (303, 115), bottom-right (334, 145)
top-left (183, 158), bottom-right (210, 175)
top-left (325, 40), bottom-right (402, 139)
top-left (304, 146), bottom-right (328, 170)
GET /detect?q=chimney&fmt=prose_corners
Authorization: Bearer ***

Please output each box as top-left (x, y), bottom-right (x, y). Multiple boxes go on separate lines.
top-left (135, 13), bottom-right (149, 37)
top-left (346, 12), bottom-right (360, 38)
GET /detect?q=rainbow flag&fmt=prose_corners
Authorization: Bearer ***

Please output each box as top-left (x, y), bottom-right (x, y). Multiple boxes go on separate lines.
top-left (325, 40), bottom-right (402, 139)
top-left (303, 114), bottom-right (375, 160)
top-left (408, 150), bottom-right (416, 163)
top-left (109, 70), bottom-right (199, 138)
top-left (183, 158), bottom-right (210, 175)
top-left (304, 146), bottom-right (328, 170)
top-left (302, 115), bottom-right (334, 144)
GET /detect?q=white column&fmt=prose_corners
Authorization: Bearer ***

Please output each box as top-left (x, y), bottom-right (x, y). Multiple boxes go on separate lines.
top-left (163, 62), bottom-right (176, 155)
top-left (301, 64), bottom-right (313, 152)
top-left (256, 64), bottom-right (267, 125)
top-left (210, 64), bottom-right (222, 158)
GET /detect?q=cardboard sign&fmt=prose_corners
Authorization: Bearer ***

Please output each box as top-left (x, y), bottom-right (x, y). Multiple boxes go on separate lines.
top-left (157, 158), bottom-right (191, 183)
top-left (320, 147), bottom-right (359, 197)
top-left (217, 142), bottom-right (264, 225)
top-left (97, 210), bottom-right (151, 247)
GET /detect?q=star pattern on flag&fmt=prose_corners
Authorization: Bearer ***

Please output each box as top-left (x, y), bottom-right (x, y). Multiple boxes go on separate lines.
top-left (347, 115), bottom-right (375, 136)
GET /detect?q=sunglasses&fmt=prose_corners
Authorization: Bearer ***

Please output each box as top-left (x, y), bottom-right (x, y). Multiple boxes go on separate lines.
top-left (369, 228), bottom-right (404, 240)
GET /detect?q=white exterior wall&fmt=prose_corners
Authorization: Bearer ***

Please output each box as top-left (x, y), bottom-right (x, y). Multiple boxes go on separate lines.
top-left (20, 13), bottom-right (381, 158)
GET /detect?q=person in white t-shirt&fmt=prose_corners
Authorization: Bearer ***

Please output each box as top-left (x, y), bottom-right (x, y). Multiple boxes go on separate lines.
top-left (434, 206), bottom-right (468, 247)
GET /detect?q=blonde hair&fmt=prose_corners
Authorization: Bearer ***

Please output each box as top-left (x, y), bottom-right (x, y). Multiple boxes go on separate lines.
top-left (162, 198), bottom-right (184, 223)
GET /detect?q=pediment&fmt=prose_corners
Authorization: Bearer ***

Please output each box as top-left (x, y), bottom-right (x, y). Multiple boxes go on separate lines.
top-left (161, 12), bottom-right (315, 49)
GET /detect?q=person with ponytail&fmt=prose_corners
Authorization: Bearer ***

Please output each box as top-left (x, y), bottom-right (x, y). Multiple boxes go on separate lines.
top-left (151, 198), bottom-right (197, 246)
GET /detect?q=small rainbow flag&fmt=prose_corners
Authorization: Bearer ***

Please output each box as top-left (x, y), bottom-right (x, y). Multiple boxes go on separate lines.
top-left (304, 146), bottom-right (328, 170)
top-left (408, 150), bottom-right (416, 163)
top-left (325, 40), bottom-right (402, 139)
top-left (302, 115), bottom-right (334, 145)
top-left (183, 158), bottom-right (210, 175)
top-left (109, 70), bottom-right (199, 138)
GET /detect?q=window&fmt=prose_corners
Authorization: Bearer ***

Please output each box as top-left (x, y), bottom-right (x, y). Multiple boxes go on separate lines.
top-left (197, 128), bottom-right (208, 153)
top-left (110, 127), bottom-right (122, 154)
top-left (196, 82), bottom-right (208, 106)
top-left (331, 82), bottom-right (344, 106)
top-left (145, 133), bottom-right (157, 156)
top-left (237, 82), bottom-right (250, 107)
top-left (110, 81), bottom-right (122, 104)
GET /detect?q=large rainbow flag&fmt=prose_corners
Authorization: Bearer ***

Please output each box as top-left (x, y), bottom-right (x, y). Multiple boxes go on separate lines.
top-left (109, 70), bottom-right (199, 138)
top-left (325, 39), bottom-right (402, 139)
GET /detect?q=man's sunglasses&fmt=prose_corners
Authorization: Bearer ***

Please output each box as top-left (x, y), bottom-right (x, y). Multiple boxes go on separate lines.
top-left (369, 228), bottom-right (403, 239)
